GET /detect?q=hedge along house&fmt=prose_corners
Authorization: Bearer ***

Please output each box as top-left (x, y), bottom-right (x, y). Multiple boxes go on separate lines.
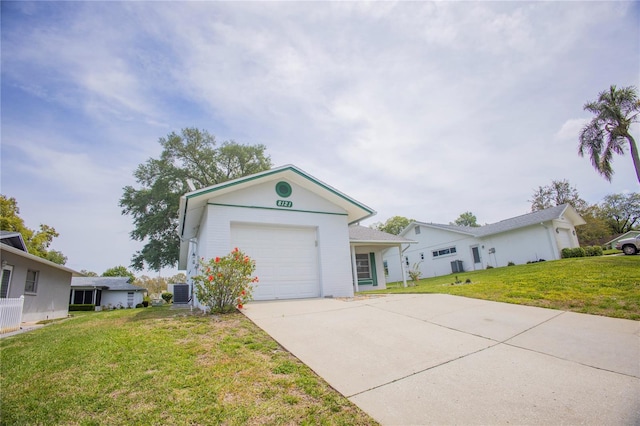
top-left (178, 165), bottom-right (388, 305)
top-left (383, 204), bottom-right (586, 282)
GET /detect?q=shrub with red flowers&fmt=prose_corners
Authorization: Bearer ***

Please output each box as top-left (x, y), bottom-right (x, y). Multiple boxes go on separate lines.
top-left (192, 248), bottom-right (258, 314)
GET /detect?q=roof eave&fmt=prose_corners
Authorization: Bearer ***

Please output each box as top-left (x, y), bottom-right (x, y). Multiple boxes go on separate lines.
top-left (1, 245), bottom-right (82, 276)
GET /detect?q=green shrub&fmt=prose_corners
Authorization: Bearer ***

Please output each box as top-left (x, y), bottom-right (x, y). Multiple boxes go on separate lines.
top-left (585, 246), bottom-right (603, 257)
top-left (408, 263), bottom-right (422, 286)
top-left (572, 247), bottom-right (586, 257)
top-left (142, 300), bottom-right (149, 307)
top-left (486, 265), bottom-right (494, 269)
top-left (135, 303), bottom-right (144, 308)
top-left (507, 261), bottom-right (515, 266)
top-left (161, 292), bottom-right (173, 304)
top-left (69, 304), bottom-right (95, 311)
top-left (562, 247), bottom-right (587, 258)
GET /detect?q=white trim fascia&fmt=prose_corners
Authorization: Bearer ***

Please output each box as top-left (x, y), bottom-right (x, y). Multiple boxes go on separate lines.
top-left (0, 244), bottom-right (82, 276)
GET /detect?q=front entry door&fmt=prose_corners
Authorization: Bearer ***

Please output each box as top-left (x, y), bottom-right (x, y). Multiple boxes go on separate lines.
top-left (356, 253), bottom-right (378, 286)
top-left (471, 246), bottom-right (482, 270)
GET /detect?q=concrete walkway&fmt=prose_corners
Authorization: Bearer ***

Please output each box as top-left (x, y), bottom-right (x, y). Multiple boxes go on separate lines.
top-left (243, 294), bottom-right (640, 425)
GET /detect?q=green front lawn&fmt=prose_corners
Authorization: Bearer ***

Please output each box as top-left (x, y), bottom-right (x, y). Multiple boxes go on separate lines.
top-left (0, 307), bottom-right (376, 425)
top-left (365, 255), bottom-right (640, 320)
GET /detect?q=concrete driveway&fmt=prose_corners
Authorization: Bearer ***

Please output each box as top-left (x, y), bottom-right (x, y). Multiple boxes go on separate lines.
top-left (243, 294), bottom-right (640, 425)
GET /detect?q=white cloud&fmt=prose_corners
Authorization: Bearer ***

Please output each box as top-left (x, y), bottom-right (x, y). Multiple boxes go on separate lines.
top-left (556, 118), bottom-right (589, 141)
top-left (1, 1), bottom-right (638, 275)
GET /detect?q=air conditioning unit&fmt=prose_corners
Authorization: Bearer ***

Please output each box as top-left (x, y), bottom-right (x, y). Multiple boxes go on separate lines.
top-left (450, 260), bottom-right (464, 274)
top-left (173, 284), bottom-right (190, 304)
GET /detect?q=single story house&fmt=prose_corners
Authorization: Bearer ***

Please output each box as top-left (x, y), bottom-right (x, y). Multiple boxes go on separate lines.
top-left (70, 277), bottom-right (147, 309)
top-left (178, 165), bottom-right (412, 307)
top-left (1, 231), bottom-right (80, 322)
top-left (604, 230), bottom-right (640, 250)
top-left (383, 204), bottom-right (586, 282)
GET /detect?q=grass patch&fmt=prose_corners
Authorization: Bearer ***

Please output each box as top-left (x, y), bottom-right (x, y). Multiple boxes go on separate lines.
top-left (0, 307), bottom-right (376, 425)
top-left (366, 256), bottom-right (640, 320)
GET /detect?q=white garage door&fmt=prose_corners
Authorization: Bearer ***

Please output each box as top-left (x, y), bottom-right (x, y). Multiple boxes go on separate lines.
top-left (557, 228), bottom-right (572, 249)
top-left (230, 223), bottom-right (320, 300)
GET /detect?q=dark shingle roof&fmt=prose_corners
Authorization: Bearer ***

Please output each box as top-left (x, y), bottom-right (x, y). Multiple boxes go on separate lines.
top-left (71, 277), bottom-right (146, 292)
top-left (411, 204), bottom-right (584, 238)
top-left (349, 225), bottom-right (415, 243)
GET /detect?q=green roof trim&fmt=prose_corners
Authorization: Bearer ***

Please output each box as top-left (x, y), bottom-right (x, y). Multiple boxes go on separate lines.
top-left (185, 165), bottom-right (374, 215)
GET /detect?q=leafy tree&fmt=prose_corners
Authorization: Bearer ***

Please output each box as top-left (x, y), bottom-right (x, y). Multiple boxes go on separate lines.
top-left (578, 85), bottom-right (640, 183)
top-left (575, 205), bottom-right (612, 246)
top-left (102, 266), bottom-right (136, 283)
top-left (135, 275), bottom-right (168, 296)
top-left (529, 180), bottom-right (587, 212)
top-left (0, 195), bottom-right (67, 264)
top-left (120, 128), bottom-right (272, 271)
top-left (80, 270), bottom-right (99, 277)
top-left (451, 211), bottom-right (480, 227)
top-left (599, 192), bottom-right (640, 234)
top-left (45, 250), bottom-right (68, 265)
top-left (371, 216), bottom-right (414, 235)
top-left (168, 273), bottom-right (187, 284)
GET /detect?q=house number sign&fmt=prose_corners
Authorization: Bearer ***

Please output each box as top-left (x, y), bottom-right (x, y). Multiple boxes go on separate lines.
top-left (276, 200), bottom-right (293, 208)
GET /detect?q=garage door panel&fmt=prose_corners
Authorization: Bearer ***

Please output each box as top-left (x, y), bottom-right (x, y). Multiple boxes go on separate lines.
top-left (230, 224), bottom-right (320, 300)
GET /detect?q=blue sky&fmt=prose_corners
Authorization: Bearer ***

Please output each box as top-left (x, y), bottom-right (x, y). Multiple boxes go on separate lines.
top-left (1, 1), bottom-right (638, 276)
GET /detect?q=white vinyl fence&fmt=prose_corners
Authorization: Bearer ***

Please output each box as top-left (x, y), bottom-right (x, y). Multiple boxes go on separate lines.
top-left (0, 296), bottom-right (24, 334)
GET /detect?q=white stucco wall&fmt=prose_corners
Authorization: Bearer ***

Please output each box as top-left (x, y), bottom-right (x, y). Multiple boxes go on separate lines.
top-left (187, 178), bottom-right (355, 307)
top-left (100, 291), bottom-right (144, 308)
top-left (383, 219), bottom-right (580, 282)
top-left (0, 251), bottom-right (71, 322)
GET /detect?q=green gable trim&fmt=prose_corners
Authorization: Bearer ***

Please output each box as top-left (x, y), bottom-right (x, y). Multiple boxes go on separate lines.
top-left (208, 202), bottom-right (348, 217)
top-left (186, 166), bottom-right (374, 215)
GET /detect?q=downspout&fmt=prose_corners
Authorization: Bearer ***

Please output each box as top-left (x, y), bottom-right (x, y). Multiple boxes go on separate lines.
top-left (188, 238), bottom-right (198, 309)
top-left (350, 245), bottom-right (359, 294)
top-left (399, 244), bottom-right (409, 288)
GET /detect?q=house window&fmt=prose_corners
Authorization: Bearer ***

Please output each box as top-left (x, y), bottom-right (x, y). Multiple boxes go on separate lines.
top-left (1, 265), bottom-right (13, 298)
top-left (25, 270), bottom-right (39, 294)
top-left (432, 247), bottom-right (457, 258)
top-left (356, 254), bottom-right (371, 280)
top-left (73, 290), bottom-right (94, 304)
top-left (415, 226), bottom-right (421, 235)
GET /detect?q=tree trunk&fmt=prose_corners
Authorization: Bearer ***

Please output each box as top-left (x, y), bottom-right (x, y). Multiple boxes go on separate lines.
top-left (627, 133), bottom-right (640, 184)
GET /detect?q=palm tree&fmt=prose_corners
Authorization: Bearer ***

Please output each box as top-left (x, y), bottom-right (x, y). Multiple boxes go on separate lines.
top-left (578, 85), bottom-right (640, 184)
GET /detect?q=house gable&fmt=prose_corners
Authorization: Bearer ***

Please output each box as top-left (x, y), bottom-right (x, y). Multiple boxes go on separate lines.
top-left (178, 165), bottom-right (375, 269)
top-left (0, 231), bottom-right (28, 252)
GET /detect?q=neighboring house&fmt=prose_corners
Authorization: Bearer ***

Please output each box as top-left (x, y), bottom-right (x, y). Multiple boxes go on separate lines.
top-left (71, 277), bottom-right (147, 309)
top-left (348, 225), bottom-right (416, 290)
top-left (604, 231), bottom-right (640, 250)
top-left (383, 204), bottom-right (586, 282)
top-left (1, 231), bottom-right (80, 322)
top-left (178, 165), bottom-right (382, 306)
